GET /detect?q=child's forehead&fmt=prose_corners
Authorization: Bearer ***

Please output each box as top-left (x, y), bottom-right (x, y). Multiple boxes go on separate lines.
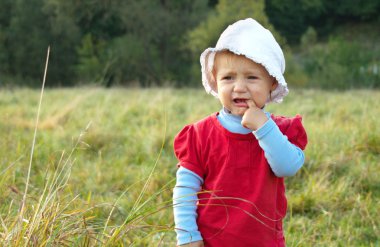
top-left (215, 51), bottom-right (254, 64)
top-left (215, 50), bottom-right (243, 60)
top-left (214, 51), bottom-right (264, 70)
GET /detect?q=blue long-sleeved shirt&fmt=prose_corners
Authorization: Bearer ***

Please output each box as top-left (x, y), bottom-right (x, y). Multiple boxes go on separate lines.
top-left (173, 108), bottom-right (305, 245)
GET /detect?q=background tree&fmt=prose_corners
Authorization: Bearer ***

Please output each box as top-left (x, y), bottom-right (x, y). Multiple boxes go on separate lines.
top-left (5, 0), bottom-right (51, 85)
top-left (0, 0), bottom-right (13, 77)
top-left (0, 0), bottom-right (378, 88)
top-left (106, 0), bottom-right (210, 86)
top-left (265, 0), bottom-right (380, 44)
top-left (43, 0), bottom-right (81, 86)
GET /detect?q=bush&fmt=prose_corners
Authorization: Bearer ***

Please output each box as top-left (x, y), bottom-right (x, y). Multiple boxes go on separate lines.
top-left (300, 37), bottom-right (380, 89)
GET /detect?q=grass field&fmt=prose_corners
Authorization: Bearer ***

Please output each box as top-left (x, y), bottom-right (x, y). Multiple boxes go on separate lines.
top-left (0, 88), bottom-right (379, 246)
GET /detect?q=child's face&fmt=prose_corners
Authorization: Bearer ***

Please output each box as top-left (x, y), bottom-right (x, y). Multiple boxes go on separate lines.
top-left (212, 51), bottom-right (278, 116)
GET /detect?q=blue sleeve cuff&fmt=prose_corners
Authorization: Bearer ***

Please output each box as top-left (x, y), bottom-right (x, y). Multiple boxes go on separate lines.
top-left (253, 117), bottom-right (276, 140)
top-left (177, 231), bottom-right (203, 245)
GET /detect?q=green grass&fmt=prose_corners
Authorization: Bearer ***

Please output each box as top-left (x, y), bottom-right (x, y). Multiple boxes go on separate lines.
top-left (0, 88), bottom-right (379, 246)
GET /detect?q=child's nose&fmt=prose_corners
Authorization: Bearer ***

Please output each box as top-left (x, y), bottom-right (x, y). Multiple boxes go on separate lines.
top-left (233, 79), bottom-right (247, 92)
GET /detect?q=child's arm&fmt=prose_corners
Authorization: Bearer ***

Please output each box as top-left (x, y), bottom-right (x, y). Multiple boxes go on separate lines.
top-left (253, 118), bottom-right (305, 176)
top-left (242, 100), bottom-right (306, 177)
top-left (173, 167), bottom-right (204, 245)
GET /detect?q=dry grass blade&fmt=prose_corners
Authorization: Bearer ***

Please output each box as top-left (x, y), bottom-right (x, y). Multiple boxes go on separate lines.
top-left (19, 46), bottom-right (50, 236)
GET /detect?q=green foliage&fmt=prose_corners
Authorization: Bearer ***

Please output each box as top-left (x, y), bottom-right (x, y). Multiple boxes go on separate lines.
top-left (42, 0), bottom-right (81, 85)
top-left (326, 0), bottom-right (380, 20)
top-left (265, 0), bottom-right (325, 43)
top-left (1, 0), bottom-right (80, 86)
top-left (284, 52), bottom-right (309, 88)
top-left (285, 21), bottom-right (380, 89)
top-left (0, 0), bottom-right (379, 89)
top-left (103, 34), bottom-right (147, 86)
top-left (0, 88), bottom-right (379, 245)
top-left (0, 0), bottom-right (210, 87)
top-left (5, 0), bottom-right (50, 85)
top-left (113, 0), bottom-right (210, 86)
top-left (300, 37), bottom-right (379, 89)
top-left (75, 34), bottom-right (105, 85)
top-left (266, 0), bottom-right (380, 43)
top-left (0, 0), bottom-right (12, 74)
top-left (52, 0), bottom-right (130, 86)
top-left (71, 0), bottom-right (210, 86)
top-left (300, 26), bottom-right (318, 49)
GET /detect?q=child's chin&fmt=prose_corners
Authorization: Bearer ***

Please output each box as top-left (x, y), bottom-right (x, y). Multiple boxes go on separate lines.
top-left (232, 109), bottom-right (245, 117)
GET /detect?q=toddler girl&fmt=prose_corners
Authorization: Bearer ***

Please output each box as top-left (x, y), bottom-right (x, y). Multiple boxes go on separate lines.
top-left (173, 18), bottom-right (308, 247)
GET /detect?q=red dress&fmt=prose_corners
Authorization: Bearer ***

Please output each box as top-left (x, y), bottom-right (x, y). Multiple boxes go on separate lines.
top-left (174, 112), bottom-right (307, 247)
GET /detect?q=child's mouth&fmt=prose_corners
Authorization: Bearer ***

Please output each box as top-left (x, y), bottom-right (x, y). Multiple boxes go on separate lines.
top-left (233, 98), bottom-right (248, 107)
top-left (233, 98), bottom-right (246, 103)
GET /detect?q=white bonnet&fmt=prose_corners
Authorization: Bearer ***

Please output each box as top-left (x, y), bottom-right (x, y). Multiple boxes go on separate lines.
top-left (200, 18), bottom-right (289, 103)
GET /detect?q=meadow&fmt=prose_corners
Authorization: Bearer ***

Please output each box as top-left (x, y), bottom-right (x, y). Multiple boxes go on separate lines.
top-left (0, 88), bottom-right (379, 246)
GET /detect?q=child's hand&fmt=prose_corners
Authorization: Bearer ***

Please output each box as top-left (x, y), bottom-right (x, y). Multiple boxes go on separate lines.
top-left (241, 100), bottom-right (268, 131)
top-left (179, 240), bottom-right (204, 247)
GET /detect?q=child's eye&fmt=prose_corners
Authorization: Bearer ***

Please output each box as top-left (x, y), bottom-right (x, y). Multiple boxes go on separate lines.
top-left (248, 76), bottom-right (258, 80)
top-left (222, 76), bottom-right (232, 80)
